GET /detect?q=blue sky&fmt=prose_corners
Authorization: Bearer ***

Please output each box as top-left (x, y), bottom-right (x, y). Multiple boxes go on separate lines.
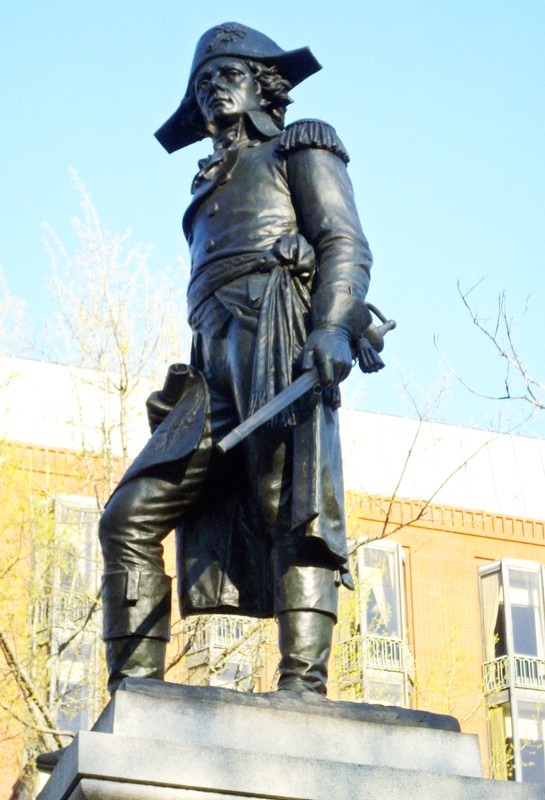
top-left (1, 1), bottom-right (544, 435)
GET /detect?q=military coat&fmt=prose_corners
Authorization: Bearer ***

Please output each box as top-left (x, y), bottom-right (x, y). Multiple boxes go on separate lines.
top-left (118, 117), bottom-right (373, 616)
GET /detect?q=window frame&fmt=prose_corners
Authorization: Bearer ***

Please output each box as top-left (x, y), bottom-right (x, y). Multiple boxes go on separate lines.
top-left (335, 537), bottom-right (413, 706)
top-left (479, 558), bottom-right (545, 783)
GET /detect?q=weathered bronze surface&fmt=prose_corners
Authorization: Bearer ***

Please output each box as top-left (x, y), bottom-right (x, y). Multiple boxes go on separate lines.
top-left (98, 22), bottom-right (383, 698)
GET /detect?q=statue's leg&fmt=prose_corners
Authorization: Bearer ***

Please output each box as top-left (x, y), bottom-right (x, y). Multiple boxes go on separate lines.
top-left (101, 566), bottom-right (171, 693)
top-left (272, 541), bottom-right (339, 696)
top-left (39, 466), bottom-right (211, 771)
top-left (98, 386), bottom-right (230, 693)
top-left (241, 429), bottom-right (339, 695)
top-left (223, 316), bottom-right (340, 695)
top-left (276, 609), bottom-right (335, 695)
top-left (98, 473), bottom-right (196, 692)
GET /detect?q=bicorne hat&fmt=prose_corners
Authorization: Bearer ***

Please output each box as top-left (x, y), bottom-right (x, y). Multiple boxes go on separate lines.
top-left (155, 22), bottom-right (322, 153)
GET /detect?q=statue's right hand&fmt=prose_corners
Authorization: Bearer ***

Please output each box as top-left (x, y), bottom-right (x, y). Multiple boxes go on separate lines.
top-left (302, 327), bottom-right (353, 388)
top-left (146, 391), bottom-right (174, 434)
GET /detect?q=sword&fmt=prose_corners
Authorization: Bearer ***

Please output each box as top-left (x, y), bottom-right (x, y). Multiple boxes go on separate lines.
top-left (216, 306), bottom-right (396, 454)
top-left (216, 367), bottom-right (321, 454)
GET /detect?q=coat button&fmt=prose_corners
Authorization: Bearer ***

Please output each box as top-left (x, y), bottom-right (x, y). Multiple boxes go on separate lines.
top-left (206, 239), bottom-right (216, 253)
top-left (208, 203), bottom-right (219, 217)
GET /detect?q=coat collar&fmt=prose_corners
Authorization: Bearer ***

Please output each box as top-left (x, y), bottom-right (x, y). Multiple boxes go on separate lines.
top-left (183, 144), bottom-right (241, 238)
top-left (183, 114), bottom-right (282, 238)
top-left (244, 110), bottom-right (282, 140)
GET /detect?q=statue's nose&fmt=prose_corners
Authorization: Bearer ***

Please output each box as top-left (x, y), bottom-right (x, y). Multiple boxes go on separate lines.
top-left (210, 73), bottom-right (226, 91)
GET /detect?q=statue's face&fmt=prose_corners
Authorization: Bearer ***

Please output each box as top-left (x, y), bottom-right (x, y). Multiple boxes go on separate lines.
top-left (194, 56), bottom-right (262, 132)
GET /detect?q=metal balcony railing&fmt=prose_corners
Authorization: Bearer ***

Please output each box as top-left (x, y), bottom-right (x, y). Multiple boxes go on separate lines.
top-left (483, 656), bottom-right (510, 693)
top-left (336, 635), bottom-right (362, 676)
top-left (336, 634), bottom-right (409, 676)
top-left (483, 655), bottom-right (545, 694)
top-left (365, 635), bottom-right (404, 671)
top-left (34, 591), bottom-right (100, 633)
top-left (185, 616), bottom-right (251, 653)
top-left (513, 655), bottom-right (545, 689)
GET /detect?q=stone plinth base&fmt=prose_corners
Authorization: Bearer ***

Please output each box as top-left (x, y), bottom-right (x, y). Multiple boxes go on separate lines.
top-left (37, 679), bottom-right (542, 800)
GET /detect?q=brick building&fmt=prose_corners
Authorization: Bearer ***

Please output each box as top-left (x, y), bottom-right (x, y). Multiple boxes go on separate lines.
top-left (1, 356), bottom-right (544, 795)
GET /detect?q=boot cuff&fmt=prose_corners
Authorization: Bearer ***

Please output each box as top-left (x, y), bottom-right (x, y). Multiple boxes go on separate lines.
top-left (274, 562), bottom-right (338, 619)
top-left (102, 571), bottom-right (172, 641)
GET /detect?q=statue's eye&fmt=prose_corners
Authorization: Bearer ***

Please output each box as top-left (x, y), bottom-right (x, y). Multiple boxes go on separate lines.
top-left (196, 77), bottom-right (210, 91)
top-left (226, 69), bottom-right (241, 80)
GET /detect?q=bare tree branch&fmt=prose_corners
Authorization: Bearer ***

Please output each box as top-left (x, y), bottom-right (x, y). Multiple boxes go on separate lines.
top-left (0, 700), bottom-right (74, 739)
top-left (209, 621), bottom-right (266, 674)
top-left (55, 591), bottom-right (101, 657)
top-left (0, 624), bottom-right (64, 749)
top-left (436, 279), bottom-right (545, 412)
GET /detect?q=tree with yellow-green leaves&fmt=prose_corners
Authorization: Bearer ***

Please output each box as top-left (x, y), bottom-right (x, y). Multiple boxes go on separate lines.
top-left (0, 176), bottom-right (189, 798)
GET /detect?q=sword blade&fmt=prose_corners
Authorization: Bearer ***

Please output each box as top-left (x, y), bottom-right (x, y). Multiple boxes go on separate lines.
top-left (216, 367), bottom-right (320, 454)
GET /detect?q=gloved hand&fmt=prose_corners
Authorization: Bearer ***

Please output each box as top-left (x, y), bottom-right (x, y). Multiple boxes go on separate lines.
top-left (146, 391), bottom-right (174, 434)
top-left (302, 326), bottom-right (353, 388)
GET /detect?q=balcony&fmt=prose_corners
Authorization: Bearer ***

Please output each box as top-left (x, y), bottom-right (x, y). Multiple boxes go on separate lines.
top-left (184, 616), bottom-right (250, 653)
top-left (336, 634), bottom-right (411, 675)
top-left (34, 590), bottom-right (100, 634)
top-left (484, 655), bottom-right (545, 694)
top-left (335, 633), bottom-right (414, 706)
top-left (366, 635), bottom-right (404, 671)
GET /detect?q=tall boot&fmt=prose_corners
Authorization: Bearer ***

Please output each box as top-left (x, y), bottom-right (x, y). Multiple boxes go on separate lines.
top-left (105, 636), bottom-right (167, 693)
top-left (273, 555), bottom-right (338, 697)
top-left (102, 570), bottom-right (172, 693)
top-left (277, 609), bottom-right (335, 696)
top-left (37, 571), bottom-right (171, 774)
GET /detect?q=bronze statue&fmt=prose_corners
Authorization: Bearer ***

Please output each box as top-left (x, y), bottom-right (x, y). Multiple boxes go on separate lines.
top-left (98, 22), bottom-right (382, 698)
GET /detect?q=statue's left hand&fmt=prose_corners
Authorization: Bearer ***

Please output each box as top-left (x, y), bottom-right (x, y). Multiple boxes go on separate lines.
top-left (302, 327), bottom-right (353, 388)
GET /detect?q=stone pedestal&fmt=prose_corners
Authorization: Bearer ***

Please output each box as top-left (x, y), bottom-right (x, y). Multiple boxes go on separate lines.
top-left (37, 679), bottom-right (542, 800)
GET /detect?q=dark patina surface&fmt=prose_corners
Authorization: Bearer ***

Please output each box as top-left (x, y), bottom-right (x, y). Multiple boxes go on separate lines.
top-left (97, 21), bottom-right (382, 700)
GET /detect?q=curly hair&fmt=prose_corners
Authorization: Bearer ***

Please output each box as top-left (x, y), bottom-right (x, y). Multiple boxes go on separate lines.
top-left (246, 60), bottom-right (293, 129)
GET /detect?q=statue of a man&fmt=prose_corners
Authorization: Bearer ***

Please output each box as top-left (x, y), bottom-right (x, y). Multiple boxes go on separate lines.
top-left (99, 22), bottom-right (374, 697)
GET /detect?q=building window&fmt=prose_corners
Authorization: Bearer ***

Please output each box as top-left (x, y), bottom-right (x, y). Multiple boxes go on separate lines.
top-left (31, 495), bottom-right (103, 733)
top-left (335, 539), bottom-right (413, 706)
top-left (479, 559), bottom-right (545, 784)
top-left (181, 615), bottom-right (263, 691)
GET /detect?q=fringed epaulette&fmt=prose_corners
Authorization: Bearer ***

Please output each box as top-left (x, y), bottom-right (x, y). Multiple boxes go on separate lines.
top-left (278, 119), bottom-right (350, 164)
